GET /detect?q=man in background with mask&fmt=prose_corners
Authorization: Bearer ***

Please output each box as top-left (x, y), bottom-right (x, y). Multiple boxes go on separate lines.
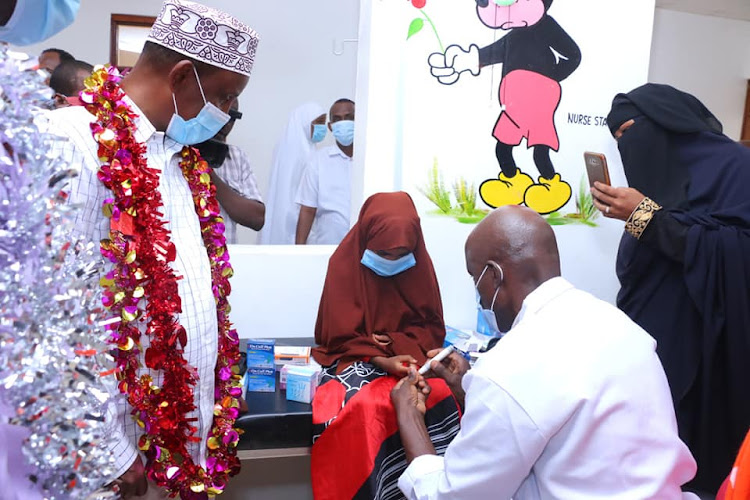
top-left (295, 98), bottom-right (355, 245)
top-left (48, 0), bottom-right (259, 497)
top-left (49, 58), bottom-right (93, 107)
top-left (196, 99), bottom-right (265, 244)
top-left (391, 206), bottom-right (699, 500)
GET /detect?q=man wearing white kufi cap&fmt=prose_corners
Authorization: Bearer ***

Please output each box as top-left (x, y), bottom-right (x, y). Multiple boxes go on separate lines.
top-left (48, 1), bottom-right (259, 498)
top-left (147, 0), bottom-right (258, 76)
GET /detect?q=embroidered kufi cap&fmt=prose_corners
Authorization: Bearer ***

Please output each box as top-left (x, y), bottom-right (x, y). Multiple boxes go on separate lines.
top-left (147, 0), bottom-right (260, 77)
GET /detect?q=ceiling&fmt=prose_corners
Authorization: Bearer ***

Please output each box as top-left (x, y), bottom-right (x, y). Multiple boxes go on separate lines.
top-left (656, 0), bottom-right (750, 22)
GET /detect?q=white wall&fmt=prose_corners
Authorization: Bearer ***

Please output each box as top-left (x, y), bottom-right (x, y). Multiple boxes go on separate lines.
top-left (649, 8), bottom-right (750, 139)
top-left (21, 0), bottom-right (161, 63)
top-left (228, 245), bottom-right (333, 339)
top-left (228, 222), bottom-right (478, 340)
top-left (22, 0), bottom-right (360, 244)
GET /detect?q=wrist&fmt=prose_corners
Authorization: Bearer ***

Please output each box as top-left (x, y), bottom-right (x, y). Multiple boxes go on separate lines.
top-left (466, 44), bottom-right (480, 75)
top-left (397, 409), bottom-right (435, 462)
top-left (625, 197), bottom-right (662, 239)
top-left (396, 404), bottom-right (426, 426)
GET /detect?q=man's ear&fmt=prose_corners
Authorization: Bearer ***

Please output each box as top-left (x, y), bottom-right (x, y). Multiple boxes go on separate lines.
top-left (328, 122), bottom-right (333, 132)
top-left (53, 93), bottom-right (69, 108)
top-left (487, 260), bottom-right (504, 287)
top-left (167, 60), bottom-right (195, 95)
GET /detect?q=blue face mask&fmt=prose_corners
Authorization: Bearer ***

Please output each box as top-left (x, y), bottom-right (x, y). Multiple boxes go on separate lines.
top-left (475, 264), bottom-right (503, 337)
top-left (311, 124), bottom-right (327, 143)
top-left (0, 0), bottom-right (80, 46)
top-left (331, 120), bottom-right (355, 147)
top-left (166, 65), bottom-right (231, 146)
top-left (361, 249), bottom-right (416, 277)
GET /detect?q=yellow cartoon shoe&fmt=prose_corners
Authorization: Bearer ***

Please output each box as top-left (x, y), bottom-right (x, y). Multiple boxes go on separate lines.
top-left (523, 174), bottom-right (572, 214)
top-left (479, 169), bottom-right (534, 208)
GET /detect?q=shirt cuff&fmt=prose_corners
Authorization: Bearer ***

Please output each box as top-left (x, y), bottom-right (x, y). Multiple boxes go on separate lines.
top-left (398, 454), bottom-right (445, 500)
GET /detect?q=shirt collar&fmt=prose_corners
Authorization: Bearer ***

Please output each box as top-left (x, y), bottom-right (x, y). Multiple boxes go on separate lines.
top-left (328, 145), bottom-right (352, 160)
top-left (123, 95), bottom-right (156, 144)
top-left (510, 276), bottom-right (573, 329)
top-left (123, 95), bottom-right (182, 154)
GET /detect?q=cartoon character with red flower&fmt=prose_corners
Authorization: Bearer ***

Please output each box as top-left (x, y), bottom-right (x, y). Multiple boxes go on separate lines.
top-left (416, 0), bottom-right (581, 214)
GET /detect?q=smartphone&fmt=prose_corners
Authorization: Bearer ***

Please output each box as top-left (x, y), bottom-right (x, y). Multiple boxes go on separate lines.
top-left (584, 152), bottom-right (611, 187)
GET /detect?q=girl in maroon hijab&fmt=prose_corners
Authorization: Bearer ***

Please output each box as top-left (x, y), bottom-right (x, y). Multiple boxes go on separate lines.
top-left (311, 192), bottom-right (460, 500)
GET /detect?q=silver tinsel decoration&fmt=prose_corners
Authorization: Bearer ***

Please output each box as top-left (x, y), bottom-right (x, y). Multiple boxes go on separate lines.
top-left (0, 44), bottom-right (119, 499)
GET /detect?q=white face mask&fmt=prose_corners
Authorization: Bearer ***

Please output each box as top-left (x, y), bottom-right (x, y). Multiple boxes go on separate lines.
top-left (166, 65), bottom-right (231, 145)
top-left (475, 263), bottom-right (504, 337)
top-left (0, 0), bottom-right (80, 46)
top-left (360, 249), bottom-right (417, 277)
top-left (331, 119), bottom-right (354, 147)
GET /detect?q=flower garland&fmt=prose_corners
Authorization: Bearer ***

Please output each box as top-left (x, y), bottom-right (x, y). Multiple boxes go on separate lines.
top-left (82, 66), bottom-right (242, 499)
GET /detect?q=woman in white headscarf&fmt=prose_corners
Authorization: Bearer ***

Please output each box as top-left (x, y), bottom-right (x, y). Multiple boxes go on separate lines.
top-left (259, 102), bottom-right (326, 244)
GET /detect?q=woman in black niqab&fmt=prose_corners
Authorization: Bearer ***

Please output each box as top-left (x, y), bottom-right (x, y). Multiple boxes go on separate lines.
top-left (592, 83), bottom-right (750, 493)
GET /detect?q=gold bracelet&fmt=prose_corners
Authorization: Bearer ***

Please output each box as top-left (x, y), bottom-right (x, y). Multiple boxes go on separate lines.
top-left (625, 197), bottom-right (662, 240)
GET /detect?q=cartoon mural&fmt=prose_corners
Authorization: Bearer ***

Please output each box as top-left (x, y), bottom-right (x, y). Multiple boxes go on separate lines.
top-left (426, 0), bottom-right (581, 214)
top-left (357, 0), bottom-right (656, 320)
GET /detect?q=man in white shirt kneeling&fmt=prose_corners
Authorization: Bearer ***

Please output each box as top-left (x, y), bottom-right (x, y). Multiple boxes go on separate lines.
top-left (392, 205), bottom-right (698, 500)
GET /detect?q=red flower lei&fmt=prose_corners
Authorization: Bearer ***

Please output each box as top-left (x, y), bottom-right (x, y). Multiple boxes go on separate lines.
top-left (82, 66), bottom-right (242, 499)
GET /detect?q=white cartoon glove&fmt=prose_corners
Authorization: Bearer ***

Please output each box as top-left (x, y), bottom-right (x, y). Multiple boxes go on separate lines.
top-left (428, 44), bottom-right (480, 85)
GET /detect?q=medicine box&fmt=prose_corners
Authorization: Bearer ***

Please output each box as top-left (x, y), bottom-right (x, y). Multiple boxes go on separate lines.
top-left (274, 345), bottom-right (312, 369)
top-left (285, 365), bottom-right (321, 404)
top-left (444, 326), bottom-right (471, 349)
top-left (280, 364), bottom-right (291, 390)
top-left (245, 367), bottom-right (275, 393)
top-left (445, 326), bottom-right (487, 353)
top-left (246, 338), bottom-right (275, 369)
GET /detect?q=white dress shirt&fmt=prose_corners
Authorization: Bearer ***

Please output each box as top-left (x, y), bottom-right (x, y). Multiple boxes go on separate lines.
top-left (49, 100), bottom-right (219, 479)
top-left (295, 145), bottom-right (352, 245)
top-left (399, 277), bottom-right (698, 500)
top-left (213, 144), bottom-right (263, 244)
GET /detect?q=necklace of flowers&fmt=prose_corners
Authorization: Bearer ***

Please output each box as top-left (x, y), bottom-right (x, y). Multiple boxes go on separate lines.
top-left (82, 66), bottom-right (243, 499)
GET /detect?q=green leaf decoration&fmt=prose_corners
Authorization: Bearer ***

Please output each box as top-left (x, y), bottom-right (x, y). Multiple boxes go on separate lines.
top-left (452, 177), bottom-right (477, 217)
top-left (407, 18), bottom-right (424, 40)
top-left (417, 158), bottom-right (452, 214)
top-left (542, 176), bottom-right (601, 227)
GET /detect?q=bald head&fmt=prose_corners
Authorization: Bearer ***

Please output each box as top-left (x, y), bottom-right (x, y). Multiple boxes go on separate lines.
top-left (466, 206), bottom-right (561, 331)
top-left (467, 206), bottom-right (560, 279)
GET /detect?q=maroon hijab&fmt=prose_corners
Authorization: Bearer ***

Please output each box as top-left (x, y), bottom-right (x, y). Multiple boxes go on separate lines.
top-left (312, 192), bottom-right (445, 368)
